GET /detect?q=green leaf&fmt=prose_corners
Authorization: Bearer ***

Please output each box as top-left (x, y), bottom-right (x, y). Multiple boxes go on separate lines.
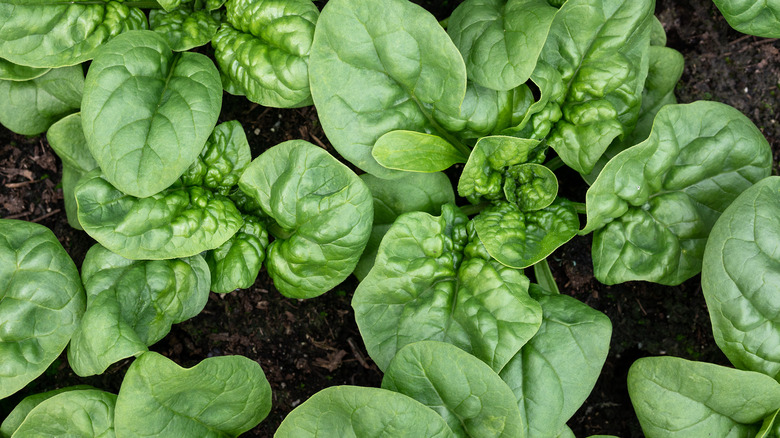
top-left (205, 216), bottom-right (268, 294)
top-left (309, 0), bottom-right (467, 178)
top-left (503, 163), bottom-right (559, 211)
top-left (0, 65), bottom-right (83, 136)
top-left (114, 352), bottom-right (271, 438)
top-left (75, 170), bottom-right (244, 260)
top-left (67, 244), bottom-right (211, 376)
top-left (156, 0), bottom-right (181, 12)
top-left (355, 172), bottom-right (455, 281)
top-left (628, 356), bottom-right (780, 437)
top-left (534, 0), bottom-right (654, 174)
top-left (383, 341), bottom-right (524, 437)
top-left (500, 293), bottom-right (611, 438)
top-left (583, 101), bottom-right (772, 285)
top-left (474, 198), bottom-right (579, 269)
top-left (372, 130), bottom-right (468, 172)
top-left (212, 0), bottom-right (319, 108)
top-left (1, 386), bottom-right (94, 436)
top-left (447, 0), bottom-right (557, 91)
top-left (0, 58), bottom-right (49, 81)
top-left (9, 389), bottom-right (116, 437)
top-left (179, 120), bottom-right (252, 192)
top-left (275, 386), bottom-right (456, 438)
top-left (81, 30), bottom-right (222, 198)
top-left (0, 220), bottom-right (85, 400)
top-left (238, 140), bottom-right (373, 299)
top-left (0, 0), bottom-right (148, 68)
top-left (150, 5), bottom-right (222, 52)
top-left (712, 0), bottom-right (780, 38)
top-left (353, 204), bottom-right (543, 372)
top-left (702, 176), bottom-right (780, 379)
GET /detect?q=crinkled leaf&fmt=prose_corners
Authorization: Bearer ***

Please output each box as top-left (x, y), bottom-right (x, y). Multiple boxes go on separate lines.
top-left (702, 176), bottom-right (780, 379)
top-left (150, 5), bottom-right (222, 52)
top-left (0, 220), bottom-right (85, 400)
top-left (448, 0), bottom-right (557, 91)
top-left (500, 292), bottom-right (611, 438)
top-left (179, 120), bottom-right (251, 192)
top-left (0, 58), bottom-right (49, 81)
top-left (206, 216), bottom-right (268, 294)
top-left (275, 386), bottom-right (455, 438)
top-left (534, 0), bottom-right (653, 174)
top-left (309, 0), bottom-right (467, 178)
top-left (0, 386), bottom-right (94, 436)
top-left (503, 163), bottom-right (558, 211)
top-left (712, 0), bottom-right (780, 38)
top-left (474, 198), bottom-right (579, 269)
top-left (10, 389), bottom-right (116, 438)
top-left (67, 244), bottom-right (210, 376)
top-left (156, 0), bottom-right (181, 12)
top-left (353, 204), bottom-right (542, 372)
top-left (0, 0), bottom-right (148, 68)
top-left (0, 65), bottom-right (83, 136)
top-left (75, 170), bottom-right (243, 260)
top-left (81, 30), bottom-right (222, 198)
top-left (383, 341), bottom-right (524, 437)
top-left (212, 0), bottom-right (318, 108)
top-left (373, 130), bottom-right (468, 173)
top-left (458, 135), bottom-right (543, 204)
top-left (583, 101), bottom-right (772, 285)
top-left (114, 352), bottom-right (271, 438)
top-left (355, 172), bottom-right (455, 281)
top-left (628, 356), bottom-right (780, 437)
top-left (238, 140), bottom-right (372, 299)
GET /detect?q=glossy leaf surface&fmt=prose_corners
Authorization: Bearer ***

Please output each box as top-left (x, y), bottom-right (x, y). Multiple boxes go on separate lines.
top-left (179, 120), bottom-right (252, 192)
top-left (713, 0), bottom-right (780, 38)
top-left (1, 386), bottom-right (94, 436)
top-left (206, 216), bottom-right (268, 294)
top-left (10, 389), bottom-right (116, 438)
top-left (150, 5), bottom-right (222, 51)
top-left (372, 130), bottom-right (468, 172)
top-left (0, 58), bottom-right (49, 81)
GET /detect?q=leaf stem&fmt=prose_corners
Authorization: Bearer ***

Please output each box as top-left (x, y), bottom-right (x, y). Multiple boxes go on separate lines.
top-left (533, 259), bottom-right (559, 295)
top-left (544, 156), bottom-right (564, 171)
top-left (267, 223), bottom-right (293, 240)
top-left (572, 201), bottom-right (587, 214)
top-left (458, 202), bottom-right (489, 217)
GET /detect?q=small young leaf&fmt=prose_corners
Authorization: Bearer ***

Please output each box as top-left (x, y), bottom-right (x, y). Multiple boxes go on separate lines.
top-left (372, 130), bottom-right (467, 172)
top-left (10, 389), bottom-right (116, 437)
top-left (0, 58), bottom-right (49, 81)
top-left (150, 5), bottom-right (222, 52)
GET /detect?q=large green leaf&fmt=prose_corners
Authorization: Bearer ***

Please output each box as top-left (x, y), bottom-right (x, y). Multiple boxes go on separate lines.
top-left (0, 220), bottom-right (85, 400)
top-left (712, 0), bottom-right (780, 38)
top-left (114, 352), bottom-right (271, 438)
top-left (500, 292), bottom-right (612, 438)
top-left (0, 65), bottom-right (83, 135)
top-left (67, 244), bottom-right (211, 376)
top-left (309, 0), bottom-right (467, 178)
top-left (353, 204), bottom-right (542, 372)
top-left (447, 0), bottom-right (557, 91)
top-left (275, 386), bottom-right (456, 438)
top-left (383, 341), bottom-right (524, 437)
top-left (628, 356), bottom-right (780, 437)
top-left (0, 0), bottom-right (147, 68)
top-left (238, 140), bottom-right (373, 299)
top-left (702, 176), bottom-right (780, 379)
top-left (81, 30), bottom-right (222, 198)
top-left (533, 0), bottom-right (653, 174)
top-left (213, 0), bottom-right (318, 107)
top-left (75, 170), bottom-right (244, 260)
top-left (583, 101), bottom-right (772, 285)
top-left (9, 389), bottom-right (116, 437)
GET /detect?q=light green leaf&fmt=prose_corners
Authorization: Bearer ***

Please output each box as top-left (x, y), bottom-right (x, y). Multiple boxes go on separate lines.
top-left (1, 386), bottom-right (94, 436)
top-left (206, 216), bottom-right (268, 294)
top-left (238, 140), bottom-right (373, 299)
top-left (309, 0), bottom-right (467, 178)
top-left (114, 352), bottom-right (271, 438)
top-left (447, 0), bottom-right (557, 90)
top-left (583, 101), bottom-right (772, 285)
top-left (712, 0), bottom-right (780, 38)
top-left (81, 30), bottom-right (222, 198)
top-left (383, 341), bottom-right (524, 437)
top-left (503, 163), bottom-right (559, 211)
top-left (372, 130), bottom-right (468, 172)
top-left (0, 58), bottom-right (49, 81)
top-left (179, 120), bottom-right (252, 192)
top-left (702, 176), bottom-right (780, 379)
top-left (10, 389), bottom-right (116, 438)
top-left (150, 5), bottom-right (222, 51)
top-left (275, 386), bottom-right (455, 438)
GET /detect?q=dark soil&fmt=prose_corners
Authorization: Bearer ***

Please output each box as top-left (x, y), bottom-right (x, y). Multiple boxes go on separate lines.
top-left (1, 0), bottom-right (778, 436)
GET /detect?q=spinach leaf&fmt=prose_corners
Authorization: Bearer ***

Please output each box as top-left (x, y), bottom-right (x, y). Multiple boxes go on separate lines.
top-left (238, 140), bottom-right (373, 298)
top-left (0, 386), bottom-right (94, 436)
top-left (383, 341), bottom-right (524, 437)
top-left (712, 0), bottom-right (780, 38)
top-left (0, 220), bottom-right (85, 399)
top-left (205, 216), bottom-right (268, 294)
top-left (0, 58), bottom-right (49, 81)
top-left (213, 0), bottom-right (319, 108)
top-left (372, 130), bottom-right (468, 172)
top-left (702, 176), bottom-right (780, 379)
top-left (583, 101), bottom-right (772, 285)
top-left (275, 386), bottom-right (456, 438)
top-left (114, 352), bottom-right (271, 437)
top-left (8, 389), bottom-right (116, 437)
top-left (309, 0), bottom-right (468, 178)
top-left (628, 356), bottom-right (780, 437)
top-left (179, 120), bottom-right (252, 192)
top-left (353, 204), bottom-right (542, 372)
top-left (67, 244), bottom-right (211, 376)
top-left (150, 4), bottom-right (222, 52)
top-left (82, 30), bottom-right (222, 198)
top-left (0, 0), bottom-right (148, 68)
top-left (0, 65), bottom-right (83, 136)
top-left (447, 0), bottom-right (557, 91)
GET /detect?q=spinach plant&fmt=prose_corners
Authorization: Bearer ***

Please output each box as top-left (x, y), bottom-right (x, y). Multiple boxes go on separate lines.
top-left (711, 0), bottom-right (780, 38)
